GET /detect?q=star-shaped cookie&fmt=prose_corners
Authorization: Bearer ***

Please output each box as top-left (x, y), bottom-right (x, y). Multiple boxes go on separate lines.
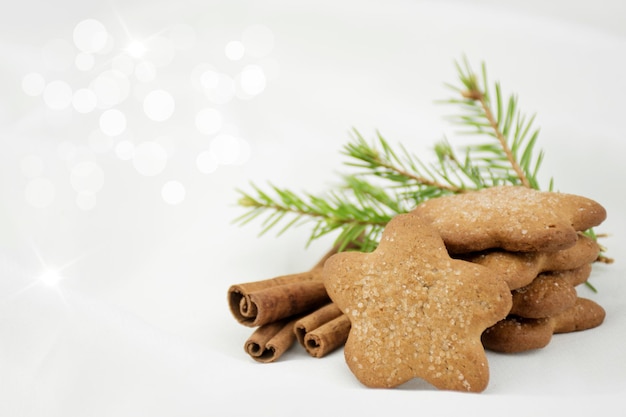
top-left (459, 233), bottom-right (600, 290)
top-left (323, 213), bottom-right (512, 392)
top-left (411, 186), bottom-right (607, 254)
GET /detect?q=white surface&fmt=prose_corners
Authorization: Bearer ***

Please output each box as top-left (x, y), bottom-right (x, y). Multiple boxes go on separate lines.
top-left (1, 1), bottom-right (625, 416)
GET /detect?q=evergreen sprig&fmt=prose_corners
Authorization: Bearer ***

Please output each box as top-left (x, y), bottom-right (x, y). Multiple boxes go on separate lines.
top-left (235, 180), bottom-right (396, 252)
top-left (442, 58), bottom-right (548, 190)
top-left (233, 58), bottom-right (607, 271)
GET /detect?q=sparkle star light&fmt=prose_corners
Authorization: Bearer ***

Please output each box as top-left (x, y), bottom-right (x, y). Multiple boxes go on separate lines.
top-left (38, 268), bottom-right (65, 287)
top-left (1, 240), bottom-right (90, 308)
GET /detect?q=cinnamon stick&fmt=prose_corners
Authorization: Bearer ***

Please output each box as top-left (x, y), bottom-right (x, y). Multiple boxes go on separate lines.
top-left (303, 314), bottom-right (351, 358)
top-left (233, 280), bottom-right (329, 327)
top-left (294, 303), bottom-right (351, 358)
top-left (244, 317), bottom-right (299, 363)
top-left (227, 247), bottom-right (339, 327)
top-left (293, 303), bottom-right (340, 343)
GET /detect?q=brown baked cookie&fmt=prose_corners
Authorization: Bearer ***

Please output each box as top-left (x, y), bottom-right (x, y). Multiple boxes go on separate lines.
top-left (482, 298), bottom-right (606, 353)
top-left (510, 274), bottom-right (578, 319)
top-left (412, 186), bottom-right (606, 254)
top-left (481, 316), bottom-right (553, 353)
top-left (542, 263), bottom-right (593, 288)
top-left (460, 234), bottom-right (600, 290)
top-left (323, 213), bottom-right (512, 392)
top-left (552, 297), bottom-right (606, 333)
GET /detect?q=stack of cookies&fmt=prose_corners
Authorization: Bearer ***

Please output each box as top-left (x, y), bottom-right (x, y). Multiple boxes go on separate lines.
top-left (411, 185), bottom-right (608, 353)
top-left (323, 185), bottom-right (608, 392)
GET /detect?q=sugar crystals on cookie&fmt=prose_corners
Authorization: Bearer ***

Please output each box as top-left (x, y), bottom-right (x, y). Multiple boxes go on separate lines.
top-left (323, 213), bottom-right (512, 392)
top-left (412, 186), bottom-right (606, 254)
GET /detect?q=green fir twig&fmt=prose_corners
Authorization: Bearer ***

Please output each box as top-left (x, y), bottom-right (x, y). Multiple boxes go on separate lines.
top-left (235, 181), bottom-right (394, 252)
top-left (233, 58), bottom-right (547, 249)
top-left (232, 57), bottom-right (610, 283)
top-left (441, 57), bottom-right (547, 190)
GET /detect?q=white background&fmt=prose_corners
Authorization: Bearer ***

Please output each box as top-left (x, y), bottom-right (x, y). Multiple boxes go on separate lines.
top-left (1, 1), bottom-right (625, 416)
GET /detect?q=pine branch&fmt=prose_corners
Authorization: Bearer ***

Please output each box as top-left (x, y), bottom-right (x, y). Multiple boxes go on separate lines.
top-left (444, 58), bottom-right (546, 190)
top-left (234, 181), bottom-right (394, 251)
top-left (233, 56), bottom-right (611, 273)
top-left (342, 129), bottom-right (464, 194)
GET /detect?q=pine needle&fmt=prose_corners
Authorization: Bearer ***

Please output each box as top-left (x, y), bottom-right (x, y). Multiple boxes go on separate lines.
top-left (232, 57), bottom-right (609, 270)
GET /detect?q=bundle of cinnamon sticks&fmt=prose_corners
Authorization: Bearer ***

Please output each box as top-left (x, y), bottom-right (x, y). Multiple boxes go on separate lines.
top-left (227, 247), bottom-right (351, 362)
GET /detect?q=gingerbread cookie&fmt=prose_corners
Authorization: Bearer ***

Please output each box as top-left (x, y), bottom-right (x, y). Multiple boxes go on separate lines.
top-left (542, 263), bottom-right (593, 288)
top-left (412, 186), bottom-right (606, 254)
top-left (510, 274), bottom-right (578, 319)
top-left (481, 298), bottom-right (605, 353)
top-left (506, 264), bottom-right (593, 320)
top-left (481, 316), bottom-right (553, 353)
top-left (552, 297), bottom-right (606, 334)
top-left (460, 234), bottom-right (600, 290)
top-left (323, 213), bottom-right (512, 392)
